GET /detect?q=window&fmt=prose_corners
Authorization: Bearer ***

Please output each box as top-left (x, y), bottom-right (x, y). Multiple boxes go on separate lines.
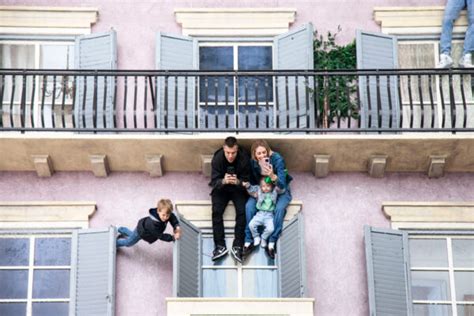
top-left (198, 43), bottom-right (274, 129)
top-left (0, 232), bottom-right (72, 316)
top-left (409, 234), bottom-right (474, 315)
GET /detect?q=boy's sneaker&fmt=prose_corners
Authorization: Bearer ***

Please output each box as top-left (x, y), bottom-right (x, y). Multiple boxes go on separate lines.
top-left (436, 53), bottom-right (453, 68)
top-left (253, 236), bottom-right (261, 247)
top-left (230, 246), bottom-right (243, 264)
top-left (260, 239), bottom-right (268, 248)
top-left (242, 242), bottom-right (255, 258)
top-left (266, 242), bottom-right (276, 259)
top-left (212, 245), bottom-right (228, 261)
top-left (459, 53), bottom-right (473, 68)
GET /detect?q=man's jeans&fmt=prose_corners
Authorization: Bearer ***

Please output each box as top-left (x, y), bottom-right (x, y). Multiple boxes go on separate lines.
top-left (116, 226), bottom-right (141, 248)
top-left (249, 211), bottom-right (274, 241)
top-left (440, 0), bottom-right (474, 55)
top-left (245, 189), bottom-right (292, 243)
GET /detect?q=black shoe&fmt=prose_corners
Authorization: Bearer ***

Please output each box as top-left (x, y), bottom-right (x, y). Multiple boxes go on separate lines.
top-left (266, 246), bottom-right (276, 260)
top-left (212, 245), bottom-right (228, 261)
top-left (230, 246), bottom-right (243, 263)
top-left (242, 243), bottom-right (255, 257)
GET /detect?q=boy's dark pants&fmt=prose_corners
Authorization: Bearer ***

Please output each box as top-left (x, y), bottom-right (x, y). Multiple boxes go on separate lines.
top-left (211, 186), bottom-right (247, 248)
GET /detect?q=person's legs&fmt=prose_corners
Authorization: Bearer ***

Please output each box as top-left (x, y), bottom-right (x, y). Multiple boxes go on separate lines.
top-left (249, 211), bottom-right (264, 239)
top-left (231, 189), bottom-right (248, 248)
top-left (463, 0), bottom-right (474, 55)
top-left (244, 197), bottom-right (257, 244)
top-left (211, 189), bottom-right (230, 248)
top-left (269, 190), bottom-right (292, 243)
top-left (261, 213), bottom-right (275, 241)
top-left (440, 0), bottom-right (465, 55)
top-left (118, 226), bottom-right (133, 237)
top-left (116, 227), bottom-right (141, 248)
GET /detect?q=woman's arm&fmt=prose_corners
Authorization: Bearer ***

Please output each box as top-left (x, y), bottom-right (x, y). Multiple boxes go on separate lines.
top-left (269, 153), bottom-right (288, 190)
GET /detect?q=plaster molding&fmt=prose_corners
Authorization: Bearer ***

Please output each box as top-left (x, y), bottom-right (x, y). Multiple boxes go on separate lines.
top-left (0, 201), bottom-right (96, 229)
top-left (0, 6), bottom-right (98, 35)
top-left (374, 6), bottom-right (468, 35)
top-left (174, 8), bottom-right (296, 37)
top-left (383, 202), bottom-right (474, 229)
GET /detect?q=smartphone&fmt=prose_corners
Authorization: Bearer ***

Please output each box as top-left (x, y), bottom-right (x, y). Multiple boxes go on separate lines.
top-left (226, 166), bottom-right (236, 175)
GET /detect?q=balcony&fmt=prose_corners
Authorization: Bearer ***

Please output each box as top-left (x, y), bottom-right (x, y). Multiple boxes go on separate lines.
top-left (1, 68), bottom-right (473, 133)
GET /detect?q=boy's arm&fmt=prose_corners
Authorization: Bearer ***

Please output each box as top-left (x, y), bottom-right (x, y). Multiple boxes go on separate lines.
top-left (169, 213), bottom-right (181, 240)
top-left (245, 184), bottom-right (259, 198)
top-left (159, 234), bottom-right (175, 242)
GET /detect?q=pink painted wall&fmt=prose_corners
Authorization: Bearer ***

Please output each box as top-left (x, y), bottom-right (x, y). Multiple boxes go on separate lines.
top-left (5, 0), bottom-right (444, 69)
top-left (0, 171), bottom-right (472, 316)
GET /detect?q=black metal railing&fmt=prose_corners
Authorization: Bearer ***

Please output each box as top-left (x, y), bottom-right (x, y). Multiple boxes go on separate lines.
top-left (0, 68), bottom-right (473, 133)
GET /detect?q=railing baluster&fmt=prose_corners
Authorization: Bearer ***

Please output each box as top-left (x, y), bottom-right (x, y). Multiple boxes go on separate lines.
top-left (418, 74), bottom-right (424, 128)
top-left (448, 73), bottom-right (456, 131)
top-left (375, 74), bottom-right (382, 131)
top-left (345, 76), bottom-right (352, 129)
top-left (41, 75), bottom-right (47, 128)
top-left (274, 75), bottom-right (279, 128)
top-left (10, 75), bottom-right (16, 128)
top-left (439, 74), bottom-right (446, 128)
top-left (365, 74), bottom-right (372, 129)
top-left (335, 77), bottom-right (341, 128)
top-left (164, 75), bottom-right (169, 131)
top-left (30, 75), bottom-right (36, 128)
top-left (244, 76), bottom-right (249, 129)
top-left (264, 77), bottom-right (270, 129)
top-left (305, 75), bottom-right (310, 130)
top-left (204, 76), bottom-right (208, 129)
top-left (133, 75), bottom-right (138, 129)
top-left (224, 76), bottom-right (229, 128)
top-left (295, 75), bottom-right (300, 128)
top-left (323, 75), bottom-right (329, 129)
top-left (71, 75), bottom-right (76, 128)
top-left (407, 75), bottom-right (414, 128)
top-left (60, 75), bottom-right (67, 128)
top-left (235, 73), bottom-right (239, 129)
top-left (103, 76), bottom-right (108, 129)
top-left (459, 73), bottom-right (467, 128)
top-left (315, 75), bottom-right (321, 128)
top-left (51, 75), bottom-right (57, 128)
top-left (184, 76), bottom-right (188, 129)
top-left (113, 76), bottom-right (117, 129)
top-left (255, 77), bottom-right (259, 129)
top-left (175, 76), bottom-right (179, 129)
top-left (386, 75), bottom-right (393, 129)
top-left (194, 75), bottom-right (198, 129)
top-left (20, 74), bottom-right (26, 129)
top-left (214, 77), bottom-right (219, 129)
top-left (144, 76), bottom-right (148, 129)
top-left (355, 75), bottom-right (361, 129)
top-left (285, 76), bottom-right (290, 129)
top-left (123, 76), bottom-right (128, 129)
top-left (0, 75), bottom-right (4, 128)
top-left (428, 74), bottom-right (435, 128)
top-left (397, 74), bottom-right (403, 129)
top-left (153, 76), bottom-right (158, 129)
top-left (93, 74), bottom-right (98, 131)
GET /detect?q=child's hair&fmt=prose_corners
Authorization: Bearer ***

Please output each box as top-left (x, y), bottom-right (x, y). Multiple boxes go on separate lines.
top-left (157, 199), bottom-right (173, 214)
top-left (260, 176), bottom-right (274, 187)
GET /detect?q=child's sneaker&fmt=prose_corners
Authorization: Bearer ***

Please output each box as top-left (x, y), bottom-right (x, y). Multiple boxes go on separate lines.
top-left (253, 236), bottom-right (261, 247)
top-left (459, 53), bottom-right (473, 68)
top-left (261, 239), bottom-right (267, 248)
top-left (436, 53), bottom-right (453, 68)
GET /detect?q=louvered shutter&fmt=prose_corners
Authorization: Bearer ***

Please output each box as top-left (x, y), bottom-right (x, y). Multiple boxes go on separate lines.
top-left (156, 33), bottom-right (197, 130)
top-left (69, 227), bottom-right (116, 316)
top-left (74, 30), bottom-right (117, 129)
top-left (274, 23), bottom-right (314, 129)
top-left (173, 215), bottom-right (202, 297)
top-left (278, 212), bottom-right (306, 297)
top-left (356, 30), bottom-right (400, 130)
top-left (364, 226), bottom-right (413, 316)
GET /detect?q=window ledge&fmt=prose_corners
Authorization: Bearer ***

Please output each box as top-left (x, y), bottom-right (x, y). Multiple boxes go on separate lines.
top-left (166, 297), bottom-right (314, 316)
top-left (174, 8), bottom-right (296, 37)
top-left (383, 201), bottom-right (474, 229)
top-left (0, 201), bottom-right (96, 229)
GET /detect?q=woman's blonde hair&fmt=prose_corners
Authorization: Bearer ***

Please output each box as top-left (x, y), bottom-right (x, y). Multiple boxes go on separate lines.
top-left (250, 140), bottom-right (272, 161)
top-left (157, 199), bottom-right (174, 214)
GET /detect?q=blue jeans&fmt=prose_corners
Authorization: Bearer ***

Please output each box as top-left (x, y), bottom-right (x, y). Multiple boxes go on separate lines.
top-left (249, 211), bottom-right (274, 241)
top-left (245, 189), bottom-right (292, 243)
top-left (440, 0), bottom-right (474, 55)
top-left (116, 226), bottom-right (141, 248)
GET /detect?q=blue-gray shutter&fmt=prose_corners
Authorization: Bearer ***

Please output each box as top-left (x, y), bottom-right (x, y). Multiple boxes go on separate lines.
top-left (274, 23), bottom-right (314, 129)
top-left (173, 214), bottom-right (201, 297)
top-left (278, 212), bottom-right (306, 297)
top-left (156, 33), bottom-right (197, 130)
top-left (74, 30), bottom-right (117, 129)
top-left (356, 30), bottom-right (400, 130)
top-left (69, 227), bottom-right (116, 316)
top-left (364, 226), bottom-right (413, 316)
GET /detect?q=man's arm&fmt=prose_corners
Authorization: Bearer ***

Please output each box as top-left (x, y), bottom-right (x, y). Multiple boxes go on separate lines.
top-left (209, 154), bottom-right (225, 189)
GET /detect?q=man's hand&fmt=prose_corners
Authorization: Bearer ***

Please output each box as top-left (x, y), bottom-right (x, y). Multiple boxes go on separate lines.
top-left (223, 173), bottom-right (238, 185)
top-left (174, 227), bottom-right (181, 240)
top-left (242, 181), bottom-right (250, 188)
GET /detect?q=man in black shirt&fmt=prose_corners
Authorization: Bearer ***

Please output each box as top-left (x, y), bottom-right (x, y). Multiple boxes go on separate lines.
top-left (209, 136), bottom-right (250, 263)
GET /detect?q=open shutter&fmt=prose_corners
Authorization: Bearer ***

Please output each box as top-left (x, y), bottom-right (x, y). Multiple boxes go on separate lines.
top-left (274, 23), bottom-right (314, 130)
top-left (278, 212), bottom-right (306, 297)
top-left (69, 226), bottom-right (116, 316)
top-left (356, 30), bottom-right (400, 130)
top-left (173, 214), bottom-right (202, 297)
top-left (364, 226), bottom-right (413, 316)
top-left (75, 30), bottom-right (117, 130)
top-left (156, 33), bottom-right (197, 130)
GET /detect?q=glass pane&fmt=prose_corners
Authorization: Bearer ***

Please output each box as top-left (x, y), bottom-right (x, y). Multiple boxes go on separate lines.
top-left (242, 269), bottom-right (278, 297)
top-left (457, 304), bottom-right (474, 316)
top-left (199, 46), bottom-right (234, 102)
top-left (202, 237), bottom-right (235, 266)
top-left (452, 239), bottom-right (474, 268)
top-left (411, 271), bottom-right (451, 301)
top-left (0, 44), bottom-right (35, 68)
top-left (35, 238), bottom-right (71, 266)
top-left (0, 270), bottom-right (28, 298)
top-left (238, 46), bottom-right (273, 102)
top-left (40, 45), bottom-right (72, 69)
top-left (413, 304), bottom-right (452, 316)
top-left (455, 272), bottom-right (474, 301)
top-left (202, 269), bottom-right (237, 297)
top-left (245, 245), bottom-right (275, 266)
top-left (33, 269), bottom-right (70, 298)
top-left (0, 303), bottom-right (26, 316)
top-left (0, 238), bottom-right (29, 266)
top-left (32, 302), bottom-right (68, 316)
top-left (409, 239), bottom-right (448, 267)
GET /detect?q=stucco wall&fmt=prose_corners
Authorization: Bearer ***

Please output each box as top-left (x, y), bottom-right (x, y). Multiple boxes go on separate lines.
top-left (0, 171), bottom-right (473, 315)
top-left (4, 0), bottom-right (444, 69)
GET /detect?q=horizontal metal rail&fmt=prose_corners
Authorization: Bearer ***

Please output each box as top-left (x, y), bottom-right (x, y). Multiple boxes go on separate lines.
top-left (1, 68), bottom-right (473, 133)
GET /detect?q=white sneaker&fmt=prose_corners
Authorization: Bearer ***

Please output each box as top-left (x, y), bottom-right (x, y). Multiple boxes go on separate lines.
top-left (261, 239), bottom-right (268, 248)
top-left (459, 53), bottom-right (473, 68)
top-left (253, 237), bottom-right (261, 247)
top-left (268, 242), bottom-right (275, 250)
top-left (436, 53), bottom-right (453, 68)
